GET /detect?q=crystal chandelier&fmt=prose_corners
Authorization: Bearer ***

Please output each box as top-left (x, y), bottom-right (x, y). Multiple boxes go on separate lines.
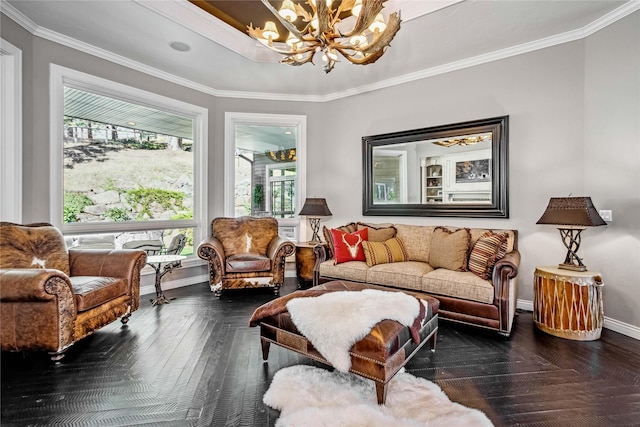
top-left (248, 0), bottom-right (401, 73)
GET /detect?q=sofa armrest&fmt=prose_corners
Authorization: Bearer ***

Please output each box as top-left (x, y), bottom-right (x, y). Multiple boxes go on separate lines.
top-left (266, 237), bottom-right (295, 289)
top-left (197, 236), bottom-right (226, 285)
top-left (0, 269), bottom-right (77, 352)
top-left (266, 236), bottom-right (295, 261)
top-left (0, 268), bottom-right (74, 302)
top-left (69, 249), bottom-right (146, 278)
top-left (492, 249), bottom-right (520, 334)
top-left (494, 250), bottom-right (520, 279)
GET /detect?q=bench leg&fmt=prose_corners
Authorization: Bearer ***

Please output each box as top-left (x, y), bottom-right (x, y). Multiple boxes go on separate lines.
top-left (260, 338), bottom-right (271, 361)
top-left (429, 330), bottom-right (438, 352)
top-left (375, 382), bottom-right (387, 405)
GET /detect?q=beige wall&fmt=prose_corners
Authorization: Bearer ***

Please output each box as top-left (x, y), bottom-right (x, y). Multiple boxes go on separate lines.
top-left (2, 11), bottom-right (639, 331)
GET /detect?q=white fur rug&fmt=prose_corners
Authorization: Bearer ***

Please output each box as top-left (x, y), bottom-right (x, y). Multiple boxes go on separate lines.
top-left (264, 365), bottom-right (494, 427)
top-left (286, 289), bottom-right (420, 372)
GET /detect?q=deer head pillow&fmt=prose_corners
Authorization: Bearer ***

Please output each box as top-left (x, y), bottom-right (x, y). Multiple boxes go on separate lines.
top-left (331, 228), bottom-right (368, 264)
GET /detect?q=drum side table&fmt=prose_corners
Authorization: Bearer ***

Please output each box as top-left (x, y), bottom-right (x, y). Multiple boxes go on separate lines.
top-left (533, 266), bottom-right (604, 341)
top-left (295, 242), bottom-right (326, 289)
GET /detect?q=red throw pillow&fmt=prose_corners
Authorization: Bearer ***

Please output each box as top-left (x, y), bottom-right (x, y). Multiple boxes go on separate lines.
top-left (331, 228), bottom-right (368, 264)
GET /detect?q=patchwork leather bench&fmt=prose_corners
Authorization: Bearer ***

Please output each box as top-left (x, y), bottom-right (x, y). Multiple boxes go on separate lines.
top-left (249, 280), bottom-right (439, 404)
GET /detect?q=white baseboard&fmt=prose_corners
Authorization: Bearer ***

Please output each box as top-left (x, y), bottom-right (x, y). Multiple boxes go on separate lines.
top-left (517, 298), bottom-right (640, 340)
top-left (140, 274), bottom-right (209, 296)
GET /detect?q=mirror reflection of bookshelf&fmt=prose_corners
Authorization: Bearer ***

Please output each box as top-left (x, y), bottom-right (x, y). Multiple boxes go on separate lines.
top-left (425, 163), bottom-right (443, 203)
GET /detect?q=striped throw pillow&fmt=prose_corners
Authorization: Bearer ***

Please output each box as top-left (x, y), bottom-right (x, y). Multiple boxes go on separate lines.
top-left (362, 237), bottom-right (408, 267)
top-left (468, 231), bottom-right (508, 280)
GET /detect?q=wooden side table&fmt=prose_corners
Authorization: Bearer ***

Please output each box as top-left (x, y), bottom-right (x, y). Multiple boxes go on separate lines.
top-left (533, 266), bottom-right (604, 341)
top-left (295, 242), bottom-right (326, 289)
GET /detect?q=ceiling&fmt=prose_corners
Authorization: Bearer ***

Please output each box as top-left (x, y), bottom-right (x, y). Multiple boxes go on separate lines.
top-left (3, 0), bottom-right (637, 100)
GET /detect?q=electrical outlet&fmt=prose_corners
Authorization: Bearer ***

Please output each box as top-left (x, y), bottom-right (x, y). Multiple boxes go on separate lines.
top-left (599, 210), bottom-right (612, 222)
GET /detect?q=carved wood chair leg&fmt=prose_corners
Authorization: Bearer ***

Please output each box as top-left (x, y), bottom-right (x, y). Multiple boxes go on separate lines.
top-left (121, 313), bottom-right (131, 324)
top-left (49, 350), bottom-right (66, 362)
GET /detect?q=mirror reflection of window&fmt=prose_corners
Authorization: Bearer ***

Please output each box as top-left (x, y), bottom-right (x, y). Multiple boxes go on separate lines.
top-left (371, 150), bottom-right (407, 204)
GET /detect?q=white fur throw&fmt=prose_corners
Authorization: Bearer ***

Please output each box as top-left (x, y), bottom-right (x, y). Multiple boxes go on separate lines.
top-left (286, 289), bottom-right (420, 372)
top-left (264, 365), bottom-right (494, 427)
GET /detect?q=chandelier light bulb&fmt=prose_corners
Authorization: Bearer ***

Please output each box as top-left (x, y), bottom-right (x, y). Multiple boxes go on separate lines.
top-left (262, 21), bottom-right (279, 44)
top-left (286, 33), bottom-right (301, 48)
top-left (350, 34), bottom-right (367, 46)
top-left (352, 0), bottom-right (362, 16)
top-left (369, 13), bottom-right (386, 33)
top-left (278, 0), bottom-right (297, 22)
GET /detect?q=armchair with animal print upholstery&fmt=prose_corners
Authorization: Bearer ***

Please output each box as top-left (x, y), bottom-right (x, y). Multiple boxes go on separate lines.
top-left (0, 222), bottom-right (146, 360)
top-left (197, 217), bottom-right (295, 298)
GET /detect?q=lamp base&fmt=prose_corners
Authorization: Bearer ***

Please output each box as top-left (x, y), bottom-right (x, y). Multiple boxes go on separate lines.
top-left (308, 217), bottom-right (321, 243)
top-left (558, 263), bottom-right (588, 272)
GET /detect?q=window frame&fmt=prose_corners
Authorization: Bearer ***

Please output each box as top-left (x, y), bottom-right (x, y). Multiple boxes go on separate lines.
top-left (49, 65), bottom-right (208, 248)
top-left (224, 112), bottom-right (307, 222)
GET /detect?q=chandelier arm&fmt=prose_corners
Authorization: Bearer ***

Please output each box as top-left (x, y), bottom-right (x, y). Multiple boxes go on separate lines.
top-left (316, 0), bottom-right (332, 36)
top-left (342, 0), bottom-right (387, 37)
top-left (359, 12), bottom-right (401, 54)
top-left (282, 51), bottom-right (316, 66)
top-left (260, 0), bottom-right (305, 40)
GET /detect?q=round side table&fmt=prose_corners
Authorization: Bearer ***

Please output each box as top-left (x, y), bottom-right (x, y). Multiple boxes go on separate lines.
top-left (533, 266), bottom-right (604, 341)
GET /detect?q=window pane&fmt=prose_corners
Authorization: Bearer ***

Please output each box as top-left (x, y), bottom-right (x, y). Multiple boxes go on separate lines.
top-left (66, 228), bottom-right (194, 256)
top-left (63, 87), bottom-right (194, 225)
top-left (234, 124), bottom-right (297, 218)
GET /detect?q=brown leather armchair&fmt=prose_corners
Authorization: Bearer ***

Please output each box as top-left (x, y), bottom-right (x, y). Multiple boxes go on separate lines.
top-left (0, 222), bottom-right (146, 360)
top-left (197, 217), bottom-right (295, 298)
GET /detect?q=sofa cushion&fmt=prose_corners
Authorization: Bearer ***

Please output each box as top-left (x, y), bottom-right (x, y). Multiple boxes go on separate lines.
top-left (70, 276), bottom-right (129, 311)
top-left (226, 253), bottom-right (271, 272)
top-left (394, 224), bottom-right (435, 263)
top-left (422, 269), bottom-right (494, 304)
top-left (471, 228), bottom-right (516, 253)
top-left (366, 261), bottom-right (434, 291)
top-left (323, 223), bottom-right (357, 259)
top-left (362, 237), bottom-right (408, 267)
top-left (332, 228), bottom-right (368, 264)
top-left (468, 231), bottom-right (508, 279)
top-left (356, 223), bottom-right (397, 242)
top-left (319, 260), bottom-right (369, 283)
top-left (428, 227), bottom-right (471, 271)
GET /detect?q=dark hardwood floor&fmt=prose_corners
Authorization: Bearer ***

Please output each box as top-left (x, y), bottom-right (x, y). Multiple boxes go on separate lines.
top-left (2, 278), bottom-right (640, 426)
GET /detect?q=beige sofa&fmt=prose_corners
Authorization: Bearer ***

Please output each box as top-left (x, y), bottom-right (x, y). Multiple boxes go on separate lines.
top-left (314, 222), bottom-right (520, 336)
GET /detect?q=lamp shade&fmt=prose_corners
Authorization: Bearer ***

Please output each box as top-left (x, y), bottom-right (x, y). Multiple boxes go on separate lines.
top-left (536, 197), bottom-right (606, 227)
top-left (299, 198), bottom-right (332, 217)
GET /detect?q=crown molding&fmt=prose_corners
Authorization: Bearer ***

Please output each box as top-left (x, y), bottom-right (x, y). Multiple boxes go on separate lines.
top-left (1, 1), bottom-right (38, 33)
top-left (2, 0), bottom-right (639, 103)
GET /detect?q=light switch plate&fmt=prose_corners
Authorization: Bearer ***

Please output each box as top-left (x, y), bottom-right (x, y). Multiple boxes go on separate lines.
top-left (599, 210), bottom-right (612, 222)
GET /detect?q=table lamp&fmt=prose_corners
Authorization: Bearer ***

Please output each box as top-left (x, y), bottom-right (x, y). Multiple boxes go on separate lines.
top-left (299, 198), bottom-right (332, 244)
top-left (536, 196), bottom-right (606, 271)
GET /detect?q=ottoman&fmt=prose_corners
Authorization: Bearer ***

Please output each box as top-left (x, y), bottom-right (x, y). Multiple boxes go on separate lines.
top-left (250, 280), bottom-right (439, 404)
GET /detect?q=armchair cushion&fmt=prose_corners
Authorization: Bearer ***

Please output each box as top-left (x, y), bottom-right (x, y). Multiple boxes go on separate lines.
top-left (225, 254), bottom-right (271, 273)
top-left (70, 276), bottom-right (129, 312)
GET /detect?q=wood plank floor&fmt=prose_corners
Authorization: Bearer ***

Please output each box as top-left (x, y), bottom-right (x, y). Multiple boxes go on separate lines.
top-left (2, 278), bottom-right (640, 426)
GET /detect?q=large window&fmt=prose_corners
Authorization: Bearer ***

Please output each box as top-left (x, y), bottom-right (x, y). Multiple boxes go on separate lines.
top-left (225, 113), bottom-right (306, 241)
top-left (50, 66), bottom-right (207, 255)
